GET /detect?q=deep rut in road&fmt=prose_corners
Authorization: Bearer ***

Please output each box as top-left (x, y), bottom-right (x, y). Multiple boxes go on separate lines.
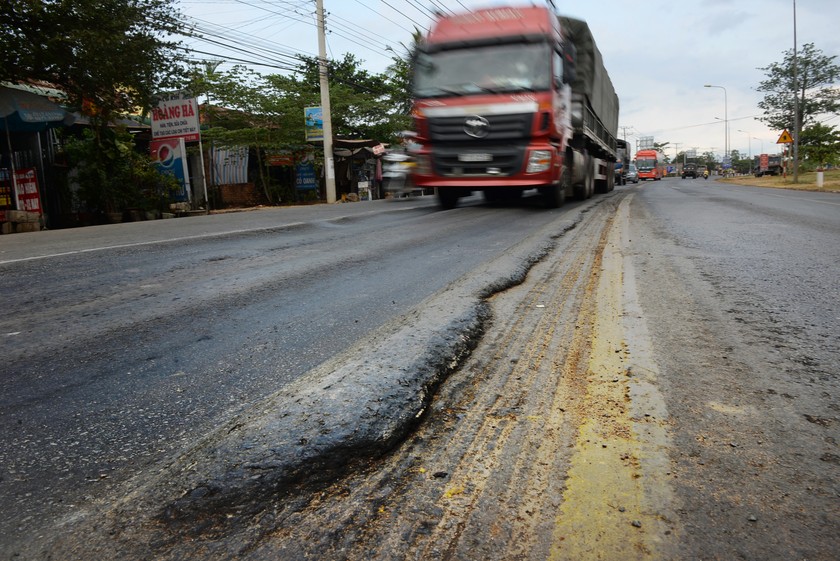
top-left (240, 195), bottom-right (675, 560)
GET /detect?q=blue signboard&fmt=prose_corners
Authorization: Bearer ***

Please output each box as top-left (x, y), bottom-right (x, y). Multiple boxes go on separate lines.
top-left (295, 162), bottom-right (317, 190)
top-left (151, 137), bottom-right (191, 202)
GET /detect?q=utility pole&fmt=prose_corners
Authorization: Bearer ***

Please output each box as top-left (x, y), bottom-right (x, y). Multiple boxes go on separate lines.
top-left (792, 0), bottom-right (800, 183)
top-left (316, 0), bottom-right (336, 202)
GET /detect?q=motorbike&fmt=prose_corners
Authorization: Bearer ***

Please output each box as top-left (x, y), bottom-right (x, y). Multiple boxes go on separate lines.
top-left (381, 151), bottom-right (416, 198)
top-left (703, 170), bottom-right (709, 180)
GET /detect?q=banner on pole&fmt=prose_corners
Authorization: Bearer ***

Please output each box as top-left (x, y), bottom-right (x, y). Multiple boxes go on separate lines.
top-left (304, 106), bottom-right (324, 142)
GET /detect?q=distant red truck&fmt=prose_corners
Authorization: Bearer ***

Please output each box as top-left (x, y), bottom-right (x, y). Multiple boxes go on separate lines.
top-left (410, 5), bottom-right (619, 209)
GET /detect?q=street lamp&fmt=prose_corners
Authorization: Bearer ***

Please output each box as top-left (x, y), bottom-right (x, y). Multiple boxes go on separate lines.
top-left (704, 84), bottom-right (728, 164)
top-left (738, 129), bottom-right (753, 174)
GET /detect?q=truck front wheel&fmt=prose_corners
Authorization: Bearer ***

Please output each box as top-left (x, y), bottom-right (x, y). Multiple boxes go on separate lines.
top-left (437, 188), bottom-right (460, 210)
top-left (541, 168), bottom-right (568, 209)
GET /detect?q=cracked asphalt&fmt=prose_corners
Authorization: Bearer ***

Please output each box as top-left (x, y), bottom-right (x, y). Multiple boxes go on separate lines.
top-left (4, 180), bottom-right (838, 560)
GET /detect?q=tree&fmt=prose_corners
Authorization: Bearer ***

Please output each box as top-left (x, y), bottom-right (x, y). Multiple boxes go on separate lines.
top-left (1, 1), bottom-right (191, 215)
top-left (756, 43), bottom-right (840, 133)
top-left (292, 53), bottom-right (399, 141)
top-left (654, 142), bottom-right (671, 163)
top-left (192, 64), bottom-right (311, 204)
top-left (0, 0), bottom-right (188, 119)
top-left (385, 27), bottom-right (425, 129)
top-left (700, 151), bottom-right (718, 171)
top-left (186, 49), bottom-right (418, 205)
top-left (799, 123), bottom-right (840, 168)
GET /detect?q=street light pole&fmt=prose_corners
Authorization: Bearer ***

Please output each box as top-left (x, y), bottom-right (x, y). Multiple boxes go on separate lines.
top-left (738, 129), bottom-right (752, 173)
top-left (704, 84), bottom-right (728, 164)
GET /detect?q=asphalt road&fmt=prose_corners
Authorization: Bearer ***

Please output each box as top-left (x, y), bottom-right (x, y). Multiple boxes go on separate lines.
top-left (226, 178), bottom-right (838, 561)
top-left (0, 191), bottom-right (583, 555)
top-left (636, 177), bottom-right (839, 365)
top-left (627, 178), bottom-right (840, 559)
top-left (3, 178), bottom-right (838, 559)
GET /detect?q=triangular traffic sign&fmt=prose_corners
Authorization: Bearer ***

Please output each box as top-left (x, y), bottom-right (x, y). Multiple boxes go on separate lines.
top-left (776, 129), bottom-right (793, 144)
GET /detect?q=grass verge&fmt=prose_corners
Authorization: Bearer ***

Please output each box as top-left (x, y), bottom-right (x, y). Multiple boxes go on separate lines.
top-left (717, 168), bottom-right (840, 193)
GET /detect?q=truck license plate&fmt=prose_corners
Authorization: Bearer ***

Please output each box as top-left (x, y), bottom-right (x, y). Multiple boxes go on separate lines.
top-left (458, 153), bottom-right (492, 162)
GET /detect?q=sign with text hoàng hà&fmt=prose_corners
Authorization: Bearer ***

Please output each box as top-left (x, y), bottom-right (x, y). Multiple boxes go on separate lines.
top-left (151, 91), bottom-right (200, 142)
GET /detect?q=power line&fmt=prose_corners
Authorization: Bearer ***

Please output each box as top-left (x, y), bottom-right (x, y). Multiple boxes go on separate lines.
top-left (177, 0), bottom-right (446, 76)
top-left (404, 0), bottom-right (441, 19)
top-left (374, 0), bottom-right (431, 31)
top-left (182, 1), bottom-right (398, 69)
top-left (186, 18), bottom-right (306, 61)
top-left (181, 48), bottom-right (299, 72)
top-left (350, 0), bottom-right (419, 35)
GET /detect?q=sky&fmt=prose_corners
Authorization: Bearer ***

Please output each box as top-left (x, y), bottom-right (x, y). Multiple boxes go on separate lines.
top-left (176, 0), bottom-right (840, 160)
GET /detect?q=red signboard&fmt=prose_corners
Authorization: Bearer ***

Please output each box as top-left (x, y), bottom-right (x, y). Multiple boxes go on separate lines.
top-left (14, 168), bottom-right (42, 213)
top-left (267, 152), bottom-right (295, 167)
top-left (0, 168), bottom-right (43, 213)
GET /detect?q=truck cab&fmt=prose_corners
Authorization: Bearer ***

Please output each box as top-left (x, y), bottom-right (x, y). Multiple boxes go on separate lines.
top-left (681, 163), bottom-right (697, 179)
top-left (410, 6), bottom-right (572, 209)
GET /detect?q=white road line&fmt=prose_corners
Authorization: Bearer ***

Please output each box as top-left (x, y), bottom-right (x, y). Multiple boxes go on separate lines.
top-left (0, 223), bottom-right (307, 265)
top-left (0, 203), bottom-right (432, 266)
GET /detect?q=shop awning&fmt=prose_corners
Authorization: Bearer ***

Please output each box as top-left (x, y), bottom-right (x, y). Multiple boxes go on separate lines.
top-left (0, 85), bottom-right (73, 132)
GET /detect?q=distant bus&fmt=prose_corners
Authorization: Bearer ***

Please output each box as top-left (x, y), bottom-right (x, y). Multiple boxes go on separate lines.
top-left (634, 149), bottom-right (666, 181)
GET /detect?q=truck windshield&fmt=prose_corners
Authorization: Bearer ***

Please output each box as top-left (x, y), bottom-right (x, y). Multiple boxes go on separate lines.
top-left (413, 42), bottom-right (551, 97)
top-left (636, 158), bottom-right (656, 170)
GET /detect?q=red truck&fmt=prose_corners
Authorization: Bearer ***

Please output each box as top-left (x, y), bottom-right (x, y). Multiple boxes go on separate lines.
top-left (410, 5), bottom-right (619, 209)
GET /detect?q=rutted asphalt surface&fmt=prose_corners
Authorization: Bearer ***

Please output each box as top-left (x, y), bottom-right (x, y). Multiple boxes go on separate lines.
top-left (4, 179), bottom-right (839, 559)
top-left (0, 193), bottom-right (589, 558)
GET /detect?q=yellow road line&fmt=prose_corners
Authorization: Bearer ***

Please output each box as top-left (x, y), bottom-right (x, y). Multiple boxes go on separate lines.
top-left (550, 196), bottom-right (674, 560)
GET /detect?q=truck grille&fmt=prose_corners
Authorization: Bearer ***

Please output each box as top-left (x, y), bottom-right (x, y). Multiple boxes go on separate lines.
top-left (428, 112), bottom-right (533, 143)
top-left (433, 143), bottom-right (526, 176)
top-left (427, 112), bottom-right (533, 176)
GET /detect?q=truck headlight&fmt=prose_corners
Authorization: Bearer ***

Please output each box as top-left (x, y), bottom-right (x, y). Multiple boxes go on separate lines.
top-left (526, 150), bottom-right (552, 173)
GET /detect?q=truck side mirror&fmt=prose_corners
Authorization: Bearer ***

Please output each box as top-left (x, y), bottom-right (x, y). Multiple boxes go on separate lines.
top-left (562, 48), bottom-right (576, 84)
top-left (564, 65), bottom-right (576, 85)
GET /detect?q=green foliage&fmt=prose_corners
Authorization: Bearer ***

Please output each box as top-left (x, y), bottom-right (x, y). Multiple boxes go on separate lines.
top-left (386, 27), bottom-right (424, 119)
top-left (0, 0), bottom-right (188, 119)
top-left (653, 142), bottom-right (670, 163)
top-left (188, 51), bottom-right (417, 204)
top-left (700, 151), bottom-right (719, 169)
top-left (293, 53), bottom-right (407, 141)
top-left (62, 128), bottom-right (180, 213)
top-left (190, 50), bottom-right (413, 146)
top-left (799, 123), bottom-right (840, 168)
top-left (757, 43), bottom-right (840, 132)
